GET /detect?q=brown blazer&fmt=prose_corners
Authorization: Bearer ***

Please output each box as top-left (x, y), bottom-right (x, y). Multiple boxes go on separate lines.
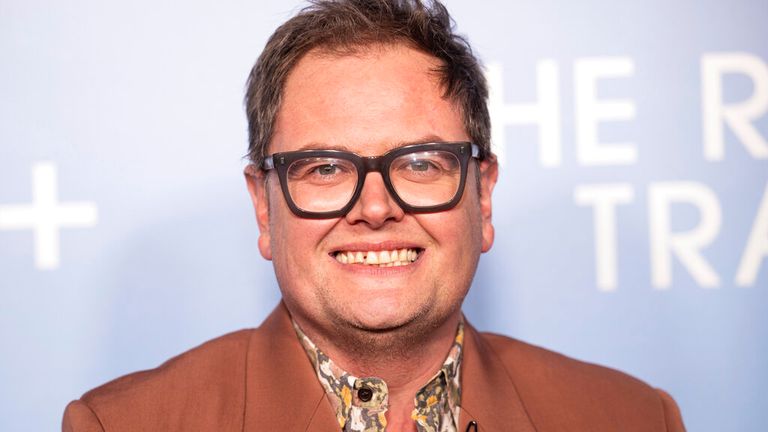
top-left (63, 303), bottom-right (685, 431)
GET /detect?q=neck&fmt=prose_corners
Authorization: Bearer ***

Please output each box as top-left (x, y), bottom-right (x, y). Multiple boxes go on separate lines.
top-left (296, 309), bottom-right (461, 396)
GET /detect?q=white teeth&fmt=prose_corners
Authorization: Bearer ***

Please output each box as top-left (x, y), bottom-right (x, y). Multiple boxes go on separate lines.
top-left (335, 248), bottom-right (420, 267)
top-left (379, 250), bottom-right (391, 264)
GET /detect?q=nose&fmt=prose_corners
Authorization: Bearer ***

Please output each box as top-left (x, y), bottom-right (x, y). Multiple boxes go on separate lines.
top-left (344, 172), bottom-right (404, 228)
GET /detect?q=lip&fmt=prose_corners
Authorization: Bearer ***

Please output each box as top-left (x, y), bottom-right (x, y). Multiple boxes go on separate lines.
top-left (328, 241), bottom-right (424, 253)
top-left (327, 241), bottom-right (426, 274)
top-left (327, 251), bottom-right (425, 275)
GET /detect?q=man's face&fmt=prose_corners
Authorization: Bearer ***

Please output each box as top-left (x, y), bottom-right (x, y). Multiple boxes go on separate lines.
top-left (247, 44), bottom-right (497, 343)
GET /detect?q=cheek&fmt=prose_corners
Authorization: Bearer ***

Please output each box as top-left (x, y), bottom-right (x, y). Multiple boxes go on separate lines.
top-left (269, 215), bottom-right (325, 307)
top-left (267, 196), bottom-right (305, 275)
top-left (453, 192), bottom-right (485, 247)
top-left (417, 203), bottom-right (483, 255)
top-left (268, 198), bottom-right (338, 272)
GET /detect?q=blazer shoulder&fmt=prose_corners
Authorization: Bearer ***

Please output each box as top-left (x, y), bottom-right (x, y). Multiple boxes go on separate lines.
top-left (70, 329), bottom-right (255, 431)
top-left (480, 331), bottom-right (649, 388)
top-left (478, 332), bottom-right (685, 431)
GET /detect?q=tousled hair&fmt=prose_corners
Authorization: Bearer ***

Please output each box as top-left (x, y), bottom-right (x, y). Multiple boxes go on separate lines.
top-left (244, 0), bottom-right (491, 167)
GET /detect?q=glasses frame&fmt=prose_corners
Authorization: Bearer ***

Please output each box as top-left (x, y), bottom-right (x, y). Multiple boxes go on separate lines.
top-left (261, 142), bottom-right (484, 219)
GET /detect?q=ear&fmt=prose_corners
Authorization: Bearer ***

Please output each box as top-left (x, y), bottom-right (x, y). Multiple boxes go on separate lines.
top-left (244, 165), bottom-right (273, 260)
top-left (478, 156), bottom-right (498, 253)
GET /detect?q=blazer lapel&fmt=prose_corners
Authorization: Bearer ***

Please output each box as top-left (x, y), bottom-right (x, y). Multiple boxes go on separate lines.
top-left (242, 306), bottom-right (535, 432)
top-left (458, 322), bottom-right (537, 432)
top-left (243, 303), bottom-right (339, 431)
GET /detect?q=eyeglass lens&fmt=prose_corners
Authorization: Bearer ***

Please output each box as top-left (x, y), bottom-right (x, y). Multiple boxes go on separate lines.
top-left (285, 150), bottom-right (462, 213)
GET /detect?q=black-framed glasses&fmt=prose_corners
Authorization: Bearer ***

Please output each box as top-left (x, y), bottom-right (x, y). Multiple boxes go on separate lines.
top-left (260, 142), bottom-right (483, 219)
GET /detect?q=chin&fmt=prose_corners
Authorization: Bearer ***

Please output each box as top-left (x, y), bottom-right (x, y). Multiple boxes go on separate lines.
top-left (350, 310), bottom-right (412, 332)
top-left (350, 299), bottom-right (434, 332)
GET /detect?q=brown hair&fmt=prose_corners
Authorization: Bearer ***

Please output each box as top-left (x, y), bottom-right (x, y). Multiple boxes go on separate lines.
top-left (244, 0), bottom-right (490, 167)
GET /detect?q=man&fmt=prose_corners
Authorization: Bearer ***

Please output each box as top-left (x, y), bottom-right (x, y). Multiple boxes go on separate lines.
top-left (63, 1), bottom-right (686, 431)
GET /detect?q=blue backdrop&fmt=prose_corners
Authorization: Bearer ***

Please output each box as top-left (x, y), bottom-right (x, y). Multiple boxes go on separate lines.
top-left (1, 1), bottom-right (766, 431)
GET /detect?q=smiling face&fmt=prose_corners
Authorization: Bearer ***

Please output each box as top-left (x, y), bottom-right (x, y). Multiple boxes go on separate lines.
top-left (246, 44), bottom-right (497, 352)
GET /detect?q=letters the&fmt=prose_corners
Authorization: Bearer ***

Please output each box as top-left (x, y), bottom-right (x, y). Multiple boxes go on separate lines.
top-left (486, 60), bottom-right (561, 167)
top-left (574, 57), bottom-right (638, 166)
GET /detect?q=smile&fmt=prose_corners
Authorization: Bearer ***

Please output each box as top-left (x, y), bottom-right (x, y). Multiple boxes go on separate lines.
top-left (332, 248), bottom-right (422, 267)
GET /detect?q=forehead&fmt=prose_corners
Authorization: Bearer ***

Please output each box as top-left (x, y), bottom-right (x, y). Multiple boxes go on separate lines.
top-left (270, 44), bottom-right (468, 155)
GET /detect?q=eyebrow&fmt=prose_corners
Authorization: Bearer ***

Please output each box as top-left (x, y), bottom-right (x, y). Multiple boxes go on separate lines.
top-left (293, 143), bottom-right (352, 152)
top-left (395, 134), bottom-right (448, 147)
top-left (293, 134), bottom-right (450, 153)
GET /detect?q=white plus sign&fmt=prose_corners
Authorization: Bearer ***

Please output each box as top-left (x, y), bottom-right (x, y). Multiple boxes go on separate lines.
top-left (0, 162), bottom-right (98, 270)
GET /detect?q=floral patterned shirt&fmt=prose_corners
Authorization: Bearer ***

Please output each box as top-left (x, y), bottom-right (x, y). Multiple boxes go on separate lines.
top-left (293, 320), bottom-right (464, 432)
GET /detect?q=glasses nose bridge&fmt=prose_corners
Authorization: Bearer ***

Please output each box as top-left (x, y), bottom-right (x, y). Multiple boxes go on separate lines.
top-left (357, 155), bottom-right (391, 188)
top-left (354, 154), bottom-right (397, 202)
top-left (346, 154), bottom-right (405, 224)
top-left (360, 155), bottom-right (386, 175)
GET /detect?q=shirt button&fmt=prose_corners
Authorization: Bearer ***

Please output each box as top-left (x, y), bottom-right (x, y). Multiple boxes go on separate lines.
top-left (357, 386), bottom-right (373, 402)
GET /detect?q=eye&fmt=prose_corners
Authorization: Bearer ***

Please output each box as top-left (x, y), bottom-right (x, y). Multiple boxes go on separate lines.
top-left (288, 157), bottom-right (354, 180)
top-left (391, 150), bottom-right (460, 184)
top-left (314, 164), bottom-right (339, 176)
top-left (407, 160), bottom-right (434, 172)
top-left (396, 158), bottom-right (443, 177)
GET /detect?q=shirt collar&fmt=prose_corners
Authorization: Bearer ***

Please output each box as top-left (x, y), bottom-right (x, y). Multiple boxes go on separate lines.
top-left (293, 320), bottom-right (465, 432)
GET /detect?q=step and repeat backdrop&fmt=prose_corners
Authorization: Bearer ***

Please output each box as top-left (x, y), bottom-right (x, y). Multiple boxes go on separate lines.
top-left (1, 1), bottom-right (766, 431)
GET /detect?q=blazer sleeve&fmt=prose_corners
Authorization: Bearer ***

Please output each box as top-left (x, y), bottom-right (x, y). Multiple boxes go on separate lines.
top-left (656, 389), bottom-right (686, 432)
top-left (62, 400), bottom-right (105, 432)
